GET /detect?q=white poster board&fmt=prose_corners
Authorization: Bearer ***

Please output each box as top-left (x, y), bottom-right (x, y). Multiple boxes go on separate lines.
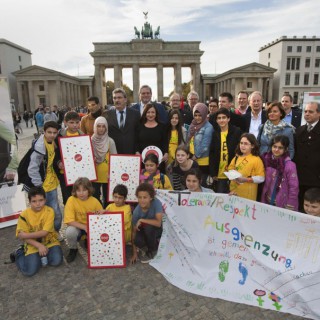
top-left (58, 135), bottom-right (97, 186)
top-left (87, 212), bottom-right (125, 268)
top-left (108, 154), bottom-right (141, 202)
top-left (151, 190), bottom-right (320, 319)
top-left (0, 184), bottom-right (26, 228)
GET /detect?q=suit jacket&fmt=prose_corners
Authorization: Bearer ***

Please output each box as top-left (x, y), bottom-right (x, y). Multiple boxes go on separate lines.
top-left (103, 108), bottom-right (140, 154)
top-left (209, 111), bottom-right (246, 132)
top-left (294, 121), bottom-right (320, 187)
top-left (131, 102), bottom-right (168, 124)
top-left (291, 108), bottom-right (302, 129)
top-left (244, 110), bottom-right (267, 133)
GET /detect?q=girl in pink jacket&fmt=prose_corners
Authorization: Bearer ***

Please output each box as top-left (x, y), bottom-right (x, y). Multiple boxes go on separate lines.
top-left (261, 135), bottom-right (299, 211)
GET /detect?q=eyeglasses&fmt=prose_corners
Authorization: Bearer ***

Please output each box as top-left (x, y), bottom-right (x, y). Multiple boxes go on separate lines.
top-left (240, 142), bottom-right (252, 146)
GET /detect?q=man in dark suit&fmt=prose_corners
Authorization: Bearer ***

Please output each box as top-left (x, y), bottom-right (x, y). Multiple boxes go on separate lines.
top-left (294, 101), bottom-right (320, 211)
top-left (209, 92), bottom-right (246, 132)
top-left (169, 92), bottom-right (193, 125)
top-left (244, 91), bottom-right (267, 137)
top-left (131, 85), bottom-right (168, 124)
top-left (281, 93), bottom-right (302, 129)
top-left (103, 88), bottom-right (140, 154)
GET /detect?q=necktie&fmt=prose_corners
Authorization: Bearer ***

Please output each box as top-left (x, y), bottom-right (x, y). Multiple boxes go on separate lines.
top-left (307, 124), bottom-right (313, 132)
top-left (119, 111), bottom-right (124, 129)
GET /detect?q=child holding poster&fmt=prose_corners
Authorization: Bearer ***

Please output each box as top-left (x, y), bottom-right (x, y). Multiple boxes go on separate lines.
top-left (64, 177), bottom-right (102, 263)
top-left (228, 133), bottom-right (265, 201)
top-left (105, 184), bottom-right (132, 243)
top-left (261, 135), bottom-right (299, 211)
top-left (91, 117), bottom-right (117, 207)
top-left (304, 188), bottom-right (320, 216)
top-left (140, 154), bottom-right (173, 190)
top-left (54, 111), bottom-right (84, 205)
top-left (131, 183), bottom-right (163, 264)
top-left (11, 186), bottom-right (63, 277)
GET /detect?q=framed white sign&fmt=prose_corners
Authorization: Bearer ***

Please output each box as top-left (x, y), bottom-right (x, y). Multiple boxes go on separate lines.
top-left (58, 135), bottom-right (97, 186)
top-left (87, 212), bottom-right (126, 268)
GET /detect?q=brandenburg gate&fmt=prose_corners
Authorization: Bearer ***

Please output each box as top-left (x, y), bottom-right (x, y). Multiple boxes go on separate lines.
top-left (90, 39), bottom-right (204, 105)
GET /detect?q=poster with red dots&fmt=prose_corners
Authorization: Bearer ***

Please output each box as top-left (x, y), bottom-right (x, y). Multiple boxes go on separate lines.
top-left (87, 212), bottom-right (126, 268)
top-left (58, 135), bottom-right (97, 186)
top-left (108, 154), bottom-right (141, 202)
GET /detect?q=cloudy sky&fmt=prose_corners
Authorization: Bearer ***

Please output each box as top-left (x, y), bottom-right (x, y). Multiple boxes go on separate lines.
top-left (1, 0), bottom-right (319, 98)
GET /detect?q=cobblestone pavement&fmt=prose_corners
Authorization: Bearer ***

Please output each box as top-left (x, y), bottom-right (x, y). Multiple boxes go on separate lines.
top-left (0, 124), bottom-right (306, 320)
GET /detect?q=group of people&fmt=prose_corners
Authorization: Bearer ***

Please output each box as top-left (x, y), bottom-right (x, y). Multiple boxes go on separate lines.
top-left (11, 85), bottom-right (320, 277)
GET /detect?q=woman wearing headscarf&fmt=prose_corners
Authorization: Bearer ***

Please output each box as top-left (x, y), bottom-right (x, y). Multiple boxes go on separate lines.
top-left (187, 103), bottom-right (213, 188)
top-left (91, 117), bottom-right (117, 207)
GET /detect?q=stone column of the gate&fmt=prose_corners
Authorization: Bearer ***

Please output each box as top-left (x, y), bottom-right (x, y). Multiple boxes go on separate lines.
top-left (157, 64), bottom-right (164, 102)
top-left (174, 63), bottom-right (182, 94)
top-left (132, 64), bottom-right (140, 103)
top-left (94, 65), bottom-right (107, 106)
top-left (114, 65), bottom-right (122, 89)
top-left (191, 63), bottom-right (201, 96)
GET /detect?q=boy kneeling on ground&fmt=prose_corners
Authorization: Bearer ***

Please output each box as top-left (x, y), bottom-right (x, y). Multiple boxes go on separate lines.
top-left (11, 187), bottom-right (63, 276)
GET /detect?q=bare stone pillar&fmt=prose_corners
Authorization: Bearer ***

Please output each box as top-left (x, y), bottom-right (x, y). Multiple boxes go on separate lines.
top-left (132, 64), bottom-right (140, 103)
top-left (28, 81), bottom-right (35, 110)
top-left (114, 64), bottom-right (122, 88)
top-left (66, 83), bottom-right (71, 106)
top-left (71, 84), bottom-right (75, 107)
top-left (231, 78), bottom-right (236, 93)
top-left (89, 84), bottom-right (93, 97)
top-left (268, 77), bottom-right (273, 102)
top-left (44, 80), bottom-right (50, 106)
top-left (174, 63), bottom-right (182, 94)
top-left (191, 63), bottom-right (201, 94)
top-left (77, 85), bottom-right (81, 106)
top-left (94, 65), bottom-right (103, 102)
top-left (17, 81), bottom-right (24, 110)
top-left (258, 77), bottom-right (263, 93)
top-left (243, 77), bottom-right (247, 90)
top-left (56, 81), bottom-right (61, 106)
top-left (157, 64), bottom-right (164, 101)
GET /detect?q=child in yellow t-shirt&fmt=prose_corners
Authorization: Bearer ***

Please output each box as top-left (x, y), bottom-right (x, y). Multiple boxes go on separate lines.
top-left (11, 186), bottom-right (63, 277)
top-left (140, 154), bottom-right (173, 190)
top-left (64, 177), bottom-right (103, 263)
top-left (106, 184), bottom-right (132, 243)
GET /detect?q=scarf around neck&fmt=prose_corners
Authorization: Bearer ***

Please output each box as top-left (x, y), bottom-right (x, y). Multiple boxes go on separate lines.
top-left (91, 117), bottom-right (110, 164)
top-left (188, 103), bottom-right (208, 140)
top-left (263, 120), bottom-right (295, 140)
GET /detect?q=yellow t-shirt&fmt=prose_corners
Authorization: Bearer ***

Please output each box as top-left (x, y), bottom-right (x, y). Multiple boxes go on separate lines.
top-left (168, 129), bottom-right (178, 164)
top-left (42, 139), bottom-right (59, 192)
top-left (189, 136), bottom-right (209, 166)
top-left (16, 206), bottom-right (60, 256)
top-left (218, 131), bottom-right (228, 179)
top-left (105, 203), bottom-right (132, 243)
top-left (64, 196), bottom-right (103, 225)
top-left (95, 151), bottom-right (110, 183)
top-left (141, 171), bottom-right (173, 190)
top-left (228, 153), bottom-right (265, 201)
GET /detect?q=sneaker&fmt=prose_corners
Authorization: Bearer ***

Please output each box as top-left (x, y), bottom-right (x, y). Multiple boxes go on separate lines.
top-left (140, 250), bottom-right (154, 264)
top-left (66, 249), bottom-right (78, 263)
top-left (9, 245), bottom-right (24, 263)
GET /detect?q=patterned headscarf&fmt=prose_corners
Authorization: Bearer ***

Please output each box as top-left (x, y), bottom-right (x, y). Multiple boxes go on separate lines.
top-left (91, 117), bottom-right (110, 164)
top-left (188, 103), bottom-right (208, 140)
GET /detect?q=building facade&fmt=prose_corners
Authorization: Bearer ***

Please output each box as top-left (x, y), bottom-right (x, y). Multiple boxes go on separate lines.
top-left (13, 66), bottom-right (93, 111)
top-left (202, 62), bottom-right (276, 102)
top-left (0, 39), bottom-right (32, 108)
top-left (259, 36), bottom-right (320, 104)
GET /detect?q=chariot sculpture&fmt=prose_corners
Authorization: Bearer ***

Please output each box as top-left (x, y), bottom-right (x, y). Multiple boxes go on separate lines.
top-left (133, 12), bottom-right (160, 40)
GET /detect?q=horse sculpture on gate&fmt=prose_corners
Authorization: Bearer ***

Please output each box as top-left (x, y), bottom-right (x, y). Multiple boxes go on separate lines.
top-left (134, 26), bottom-right (140, 39)
top-left (154, 26), bottom-right (160, 39)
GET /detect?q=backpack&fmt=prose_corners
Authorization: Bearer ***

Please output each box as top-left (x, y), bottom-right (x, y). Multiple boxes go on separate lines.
top-left (17, 141), bottom-right (41, 185)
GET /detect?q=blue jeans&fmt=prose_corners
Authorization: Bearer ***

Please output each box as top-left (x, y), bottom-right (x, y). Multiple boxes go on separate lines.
top-left (16, 245), bottom-right (63, 277)
top-left (46, 188), bottom-right (62, 231)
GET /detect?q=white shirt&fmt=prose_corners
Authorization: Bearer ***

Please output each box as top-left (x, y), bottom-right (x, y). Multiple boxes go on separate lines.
top-left (249, 111), bottom-right (262, 138)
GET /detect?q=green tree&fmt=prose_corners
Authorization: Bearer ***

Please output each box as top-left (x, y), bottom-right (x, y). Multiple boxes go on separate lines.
top-left (105, 81), bottom-right (133, 105)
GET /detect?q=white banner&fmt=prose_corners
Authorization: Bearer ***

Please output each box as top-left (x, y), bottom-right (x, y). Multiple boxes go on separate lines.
top-left (151, 190), bottom-right (320, 319)
top-left (0, 184), bottom-right (26, 228)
